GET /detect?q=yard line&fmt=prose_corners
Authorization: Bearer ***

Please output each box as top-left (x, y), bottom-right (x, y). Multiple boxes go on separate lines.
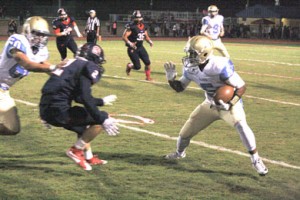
top-left (151, 51), bottom-right (300, 67)
top-left (234, 58), bottom-right (300, 66)
top-left (103, 75), bottom-right (300, 106)
top-left (118, 124), bottom-right (300, 170)
top-left (150, 60), bottom-right (300, 80)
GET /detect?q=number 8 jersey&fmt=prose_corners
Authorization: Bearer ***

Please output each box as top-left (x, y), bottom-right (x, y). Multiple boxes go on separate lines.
top-left (0, 34), bottom-right (49, 88)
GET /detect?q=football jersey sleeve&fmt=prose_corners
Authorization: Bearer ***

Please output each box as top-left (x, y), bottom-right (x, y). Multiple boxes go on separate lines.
top-left (202, 17), bottom-right (209, 25)
top-left (6, 35), bottom-right (27, 56)
top-left (219, 60), bottom-right (235, 81)
top-left (83, 62), bottom-right (102, 84)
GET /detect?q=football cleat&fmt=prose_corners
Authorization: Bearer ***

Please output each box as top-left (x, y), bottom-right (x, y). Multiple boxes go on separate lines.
top-left (165, 151), bottom-right (186, 159)
top-left (252, 158), bottom-right (268, 176)
top-left (66, 146), bottom-right (92, 171)
top-left (145, 77), bottom-right (153, 81)
top-left (126, 63), bottom-right (132, 75)
top-left (86, 155), bottom-right (108, 165)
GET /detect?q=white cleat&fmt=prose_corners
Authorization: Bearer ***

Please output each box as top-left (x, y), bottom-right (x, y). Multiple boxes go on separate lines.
top-left (165, 151), bottom-right (186, 159)
top-left (252, 158), bottom-right (268, 176)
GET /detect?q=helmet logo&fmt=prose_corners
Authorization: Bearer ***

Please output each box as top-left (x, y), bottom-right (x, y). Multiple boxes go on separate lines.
top-left (91, 46), bottom-right (101, 56)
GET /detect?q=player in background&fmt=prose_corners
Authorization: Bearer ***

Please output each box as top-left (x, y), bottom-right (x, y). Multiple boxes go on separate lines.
top-left (163, 36), bottom-right (268, 176)
top-left (122, 10), bottom-right (153, 81)
top-left (0, 16), bottom-right (65, 135)
top-left (200, 5), bottom-right (230, 58)
top-left (52, 8), bottom-right (83, 60)
top-left (39, 43), bottom-right (119, 171)
top-left (85, 10), bottom-right (101, 44)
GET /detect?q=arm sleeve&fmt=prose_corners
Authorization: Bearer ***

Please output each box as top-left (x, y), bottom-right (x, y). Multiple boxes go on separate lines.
top-left (78, 75), bottom-right (108, 124)
top-left (226, 72), bottom-right (245, 89)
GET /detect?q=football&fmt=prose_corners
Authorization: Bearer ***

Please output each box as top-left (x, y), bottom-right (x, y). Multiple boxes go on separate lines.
top-left (213, 85), bottom-right (235, 104)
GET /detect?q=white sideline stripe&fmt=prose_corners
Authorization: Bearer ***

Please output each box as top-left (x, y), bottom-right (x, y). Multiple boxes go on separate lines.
top-left (118, 124), bottom-right (300, 170)
top-left (15, 99), bottom-right (38, 106)
top-left (13, 98), bottom-right (300, 170)
top-left (104, 75), bottom-right (300, 106)
top-left (234, 58), bottom-right (300, 66)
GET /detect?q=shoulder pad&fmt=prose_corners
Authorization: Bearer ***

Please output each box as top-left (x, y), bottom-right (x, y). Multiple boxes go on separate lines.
top-left (84, 62), bottom-right (102, 84)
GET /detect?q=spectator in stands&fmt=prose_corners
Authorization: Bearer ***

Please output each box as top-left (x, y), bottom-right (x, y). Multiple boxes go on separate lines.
top-left (112, 21), bottom-right (117, 35)
top-left (7, 19), bottom-right (17, 36)
top-left (85, 10), bottom-right (101, 44)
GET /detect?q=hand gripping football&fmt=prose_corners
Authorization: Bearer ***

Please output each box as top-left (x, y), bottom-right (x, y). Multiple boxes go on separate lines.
top-left (213, 85), bottom-right (234, 105)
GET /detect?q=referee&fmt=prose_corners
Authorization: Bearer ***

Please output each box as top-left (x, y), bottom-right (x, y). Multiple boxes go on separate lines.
top-left (85, 10), bottom-right (101, 44)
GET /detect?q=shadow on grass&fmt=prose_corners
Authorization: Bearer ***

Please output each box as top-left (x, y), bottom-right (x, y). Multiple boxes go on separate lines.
top-left (0, 153), bottom-right (83, 176)
top-left (97, 151), bottom-right (258, 179)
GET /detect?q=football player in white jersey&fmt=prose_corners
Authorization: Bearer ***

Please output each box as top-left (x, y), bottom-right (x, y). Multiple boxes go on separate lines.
top-left (200, 5), bottom-right (230, 58)
top-left (163, 36), bottom-right (268, 176)
top-left (0, 16), bottom-right (64, 135)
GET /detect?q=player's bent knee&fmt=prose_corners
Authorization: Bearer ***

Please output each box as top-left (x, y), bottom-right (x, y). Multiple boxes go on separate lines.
top-left (133, 64), bottom-right (141, 70)
top-left (0, 124), bottom-right (20, 135)
top-left (0, 107), bottom-right (21, 135)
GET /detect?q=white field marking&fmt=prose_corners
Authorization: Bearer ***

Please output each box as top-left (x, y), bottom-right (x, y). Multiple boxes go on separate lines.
top-left (118, 123), bottom-right (300, 170)
top-left (103, 75), bottom-right (300, 106)
top-left (234, 58), bottom-right (300, 66)
top-left (111, 114), bottom-right (155, 125)
top-left (152, 50), bottom-right (300, 67)
top-left (150, 60), bottom-right (300, 80)
top-left (12, 98), bottom-right (300, 170)
top-left (15, 99), bottom-right (38, 107)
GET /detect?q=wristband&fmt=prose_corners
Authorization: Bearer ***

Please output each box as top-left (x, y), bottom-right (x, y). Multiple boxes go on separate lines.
top-left (229, 95), bottom-right (240, 106)
top-left (148, 40), bottom-right (153, 44)
top-left (127, 41), bottom-right (133, 46)
top-left (49, 65), bottom-right (56, 71)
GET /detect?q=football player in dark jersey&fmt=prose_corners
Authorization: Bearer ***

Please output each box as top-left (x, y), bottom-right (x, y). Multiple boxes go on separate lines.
top-left (52, 8), bottom-right (83, 60)
top-left (122, 10), bottom-right (153, 81)
top-left (39, 43), bottom-right (119, 171)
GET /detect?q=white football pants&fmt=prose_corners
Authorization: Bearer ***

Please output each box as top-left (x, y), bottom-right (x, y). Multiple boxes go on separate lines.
top-left (177, 100), bottom-right (257, 153)
top-left (0, 89), bottom-right (20, 135)
top-left (212, 38), bottom-right (230, 58)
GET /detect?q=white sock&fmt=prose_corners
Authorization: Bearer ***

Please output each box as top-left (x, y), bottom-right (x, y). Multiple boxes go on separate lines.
top-left (74, 138), bottom-right (86, 150)
top-left (251, 152), bottom-right (259, 162)
top-left (84, 148), bottom-right (93, 160)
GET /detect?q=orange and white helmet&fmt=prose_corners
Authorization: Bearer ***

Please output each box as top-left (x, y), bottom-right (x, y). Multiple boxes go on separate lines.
top-left (208, 5), bottom-right (219, 17)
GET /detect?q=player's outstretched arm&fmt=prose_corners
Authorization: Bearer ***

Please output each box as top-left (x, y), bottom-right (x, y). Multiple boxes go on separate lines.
top-left (11, 49), bottom-right (62, 72)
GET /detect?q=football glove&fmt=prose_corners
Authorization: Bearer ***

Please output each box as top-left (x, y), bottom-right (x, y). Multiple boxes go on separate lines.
top-left (103, 95), bottom-right (117, 106)
top-left (210, 100), bottom-right (231, 111)
top-left (164, 61), bottom-right (177, 81)
top-left (102, 117), bottom-right (119, 136)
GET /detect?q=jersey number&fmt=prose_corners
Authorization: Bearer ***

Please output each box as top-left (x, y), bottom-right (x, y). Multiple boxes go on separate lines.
top-left (137, 33), bottom-right (145, 41)
top-left (213, 24), bottom-right (219, 34)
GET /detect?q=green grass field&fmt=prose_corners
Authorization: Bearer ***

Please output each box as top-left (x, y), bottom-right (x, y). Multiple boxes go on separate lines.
top-left (0, 38), bottom-right (300, 200)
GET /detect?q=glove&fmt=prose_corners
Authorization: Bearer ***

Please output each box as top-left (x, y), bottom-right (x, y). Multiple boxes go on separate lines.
top-left (103, 95), bottom-right (117, 106)
top-left (217, 100), bottom-right (231, 111)
top-left (210, 100), bottom-right (231, 111)
top-left (164, 61), bottom-right (177, 81)
top-left (102, 117), bottom-right (119, 136)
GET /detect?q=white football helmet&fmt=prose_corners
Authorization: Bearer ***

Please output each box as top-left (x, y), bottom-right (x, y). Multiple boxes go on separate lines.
top-left (208, 5), bottom-right (219, 17)
top-left (22, 16), bottom-right (50, 48)
top-left (182, 36), bottom-right (213, 66)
